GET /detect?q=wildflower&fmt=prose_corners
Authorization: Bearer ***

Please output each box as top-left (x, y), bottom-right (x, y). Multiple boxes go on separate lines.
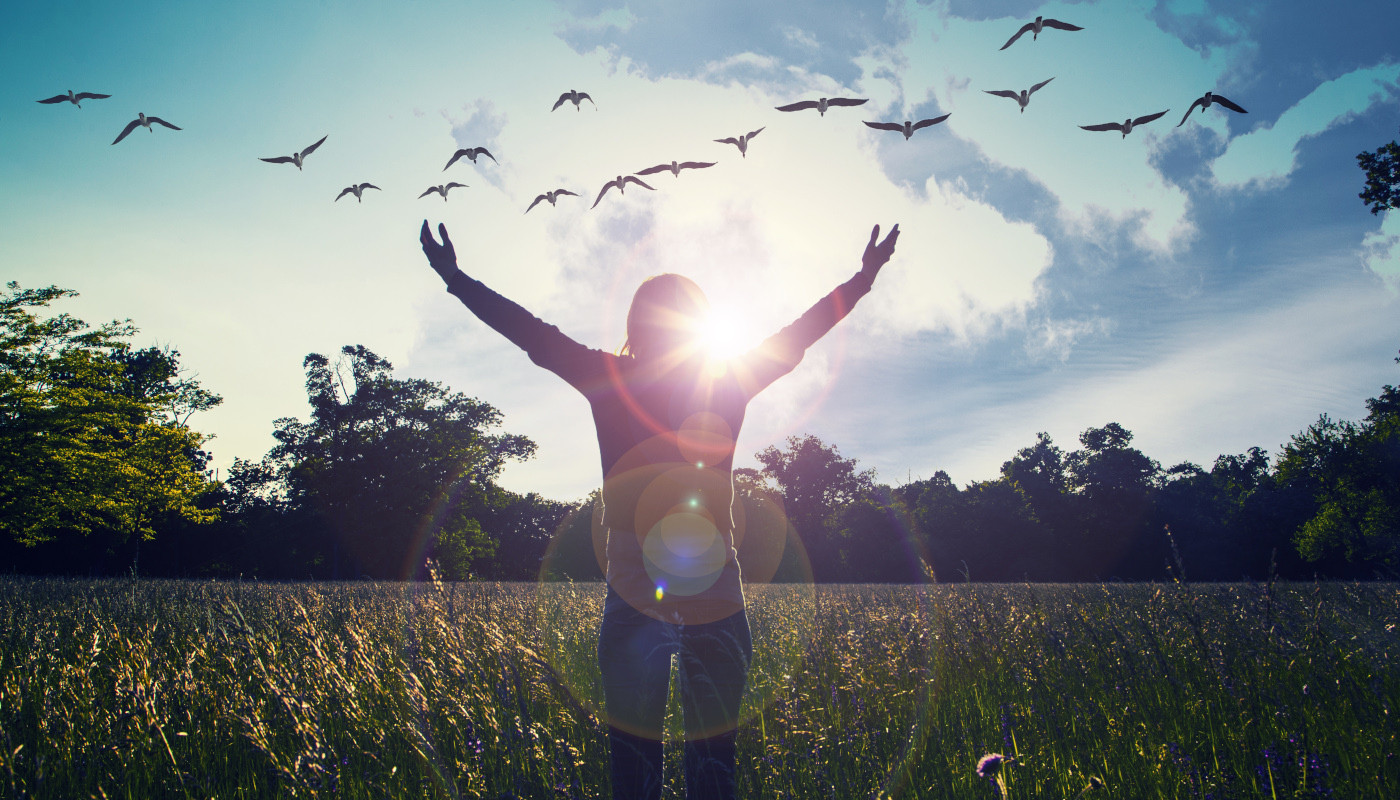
top-left (976, 753), bottom-right (1016, 778)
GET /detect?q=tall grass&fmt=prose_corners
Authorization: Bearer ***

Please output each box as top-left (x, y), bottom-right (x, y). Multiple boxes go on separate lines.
top-left (0, 575), bottom-right (1394, 798)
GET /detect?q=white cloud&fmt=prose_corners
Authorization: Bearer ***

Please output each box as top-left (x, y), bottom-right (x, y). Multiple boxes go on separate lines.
top-left (1213, 63), bottom-right (1400, 190)
top-left (1361, 211), bottom-right (1400, 293)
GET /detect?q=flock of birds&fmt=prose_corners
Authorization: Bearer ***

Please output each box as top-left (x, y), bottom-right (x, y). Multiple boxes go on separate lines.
top-left (38, 15), bottom-right (1249, 213)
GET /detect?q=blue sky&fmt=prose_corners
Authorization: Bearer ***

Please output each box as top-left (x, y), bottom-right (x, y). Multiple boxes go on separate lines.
top-left (3, 0), bottom-right (1398, 502)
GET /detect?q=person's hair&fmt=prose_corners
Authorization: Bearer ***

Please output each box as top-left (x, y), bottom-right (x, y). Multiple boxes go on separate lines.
top-left (621, 273), bottom-right (709, 360)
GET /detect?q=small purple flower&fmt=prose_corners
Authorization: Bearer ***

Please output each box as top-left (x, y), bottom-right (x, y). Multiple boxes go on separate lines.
top-left (977, 753), bottom-right (1016, 778)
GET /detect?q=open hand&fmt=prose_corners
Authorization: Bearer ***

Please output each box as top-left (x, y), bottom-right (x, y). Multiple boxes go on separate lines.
top-left (420, 220), bottom-right (458, 280)
top-left (861, 223), bottom-right (900, 280)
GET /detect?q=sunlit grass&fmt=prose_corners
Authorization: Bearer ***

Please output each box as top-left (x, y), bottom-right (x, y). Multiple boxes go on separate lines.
top-left (0, 575), bottom-right (1394, 798)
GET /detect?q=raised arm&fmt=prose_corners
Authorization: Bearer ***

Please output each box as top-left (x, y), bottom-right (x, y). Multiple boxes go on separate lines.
top-left (420, 220), bottom-right (599, 386)
top-left (736, 223), bottom-right (900, 395)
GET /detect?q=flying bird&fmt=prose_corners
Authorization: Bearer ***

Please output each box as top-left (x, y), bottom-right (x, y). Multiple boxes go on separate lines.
top-left (443, 147), bottom-right (497, 170)
top-left (863, 114), bottom-right (950, 140)
top-left (525, 189), bottom-right (578, 213)
top-left (1000, 16), bottom-right (1083, 50)
top-left (335, 183), bottom-right (380, 203)
top-left (591, 175), bottom-right (654, 209)
top-left (37, 90), bottom-right (110, 108)
top-left (259, 135), bottom-right (328, 170)
top-left (775, 97), bottom-right (868, 116)
top-left (111, 113), bottom-right (181, 145)
top-left (1177, 91), bottom-right (1248, 126)
top-left (984, 78), bottom-right (1055, 113)
top-left (1080, 110), bottom-right (1170, 138)
top-left (552, 89), bottom-right (595, 111)
top-left (419, 183), bottom-right (468, 201)
top-left (636, 160), bottom-right (717, 177)
top-left (714, 127), bottom-right (765, 157)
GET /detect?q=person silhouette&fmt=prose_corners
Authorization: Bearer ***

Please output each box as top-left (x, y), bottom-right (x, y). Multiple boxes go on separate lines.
top-left (419, 219), bottom-right (899, 800)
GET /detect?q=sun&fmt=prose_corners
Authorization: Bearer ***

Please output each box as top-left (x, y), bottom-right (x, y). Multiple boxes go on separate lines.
top-left (694, 305), bottom-right (754, 362)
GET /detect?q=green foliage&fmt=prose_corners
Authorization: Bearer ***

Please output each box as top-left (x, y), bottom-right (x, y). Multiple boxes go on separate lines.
top-left (239, 344), bottom-right (537, 580)
top-left (0, 282), bottom-right (220, 549)
top-left (1357, 138), bottom-right (1400, 215)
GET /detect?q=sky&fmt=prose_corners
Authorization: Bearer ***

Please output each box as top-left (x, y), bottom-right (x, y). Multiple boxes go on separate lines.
top-left (3, 0), bottom-right (1399, 503)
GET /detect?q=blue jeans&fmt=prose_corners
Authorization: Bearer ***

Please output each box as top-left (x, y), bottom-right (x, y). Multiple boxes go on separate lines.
top-left (597, 587), bottom-right (753, 800)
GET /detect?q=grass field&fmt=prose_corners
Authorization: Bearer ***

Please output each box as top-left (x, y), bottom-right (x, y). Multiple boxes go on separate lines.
top-left (0, 575), bottom-right (1395, 799)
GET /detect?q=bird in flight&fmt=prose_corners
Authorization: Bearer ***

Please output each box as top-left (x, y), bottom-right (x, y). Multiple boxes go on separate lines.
top-left (335, 183), bottom-right (380, 203)
top-left (592, 175), bottom-right (655, 209)
top-left (419, 183), bottom-right (468, 201)
top-left (636, 160), bottom-right (717, 177)
top-left (444, 147), bottom-right (497, 170)
top-left (525, 189), bottom-right (578, 213)
top-left (38, 90), bottom-right (110, 108)
top-left (714, 127), bottom-right (765, 157)
top-left (259, 135), bottom-right (328, 170)
top-left (1080, 110), bottom-right (1170, 138)
top-left (1000, 16), bottom-right (1083, 50)
top-left (863, 114), bottom-right (951, 140)
top-left (552, 89), bottom-right (595, 111)
top-left (1177, 91), bottom-right (1248, 126)
top-left (775, 97), bottom-right (868, 116)
top-left (984, 78), bottom-right (1055, 113)
top-left (111, 113), bottom-right (181, 145)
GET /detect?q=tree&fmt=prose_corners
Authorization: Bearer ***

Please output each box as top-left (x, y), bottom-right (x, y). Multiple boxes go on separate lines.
top-left (243, 345), bottom-right (536, 580)
top-left (1063, 423), bottom-right (1161, 578)
top-left (0, 282), bottom-right (220, 558)
top-left (752, 434), bottom-right (877, 580)
top-left (1357, 135), bottom-right (1400, 215)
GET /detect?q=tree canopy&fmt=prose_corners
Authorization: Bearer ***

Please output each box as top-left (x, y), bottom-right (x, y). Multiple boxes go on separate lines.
top-left (0, 282), bottom-right (220, 556)
top-left (1358, 136), bottom-right (1400, 215)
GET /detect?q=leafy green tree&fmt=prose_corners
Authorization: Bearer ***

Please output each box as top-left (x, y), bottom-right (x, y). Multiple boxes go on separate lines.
top-left (1357, 135), bottom-right (1400, 215)
top-left (243, 345), bottom-right (536, 580)
top-left (0, 283), bottom-right (220, 558)
top-left (1277, 377), bottom-right (1400, 576)
top-left (1063, 423), bottom-right (1161, 578)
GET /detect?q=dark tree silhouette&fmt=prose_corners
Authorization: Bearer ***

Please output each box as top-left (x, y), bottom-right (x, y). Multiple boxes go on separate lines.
top-left (1357, 135), bottom-right (1400, 214)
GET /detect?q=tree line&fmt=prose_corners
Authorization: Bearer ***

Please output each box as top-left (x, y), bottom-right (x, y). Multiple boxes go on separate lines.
top-left (4, 280), bottom-right (1397, 582)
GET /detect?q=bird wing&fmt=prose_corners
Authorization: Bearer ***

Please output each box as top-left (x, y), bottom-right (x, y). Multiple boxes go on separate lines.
top-left (301, 135), bottom-right (327, 156)
top-left (445, 182), bottom-right (467, 190)
top-left (419, 187), bottom-right (441, 198)
top-left (361, 183), bottom-right (380, 191)
top-left (476, 147), bottom-right (498, 163)
top-left (912, 114), bottom-right (951, 130)
top-left (75, 92), bottom-right (111, 101)
top-left (578, 93), bottom-right (595, 106)
top-left (1000, 22), bottom-right (1034, 50)
top-left (984, 89), bottom-right (1019, 99)
top-left (1029, 77), bottom-right (1055, 94)
top-left (555, 189), bottom-right (578, 197)
top-left (37, 94), bottom-right (70, 104)
top-left (525, 195), bottom-right (546, 213)
top-left (1041, 19), bottom-right (1083, 31)
top-left (591, 181), bottom-right (618, 208)
top-left (1177, 98), bottom-right (1206, 126)
top-left (147, 116), bottom-right (181, 130)
top-left (444, 150), bottom-right (467, 170)
top-left (1131, 110), bottom-right (1169, 126)
top-left (111, 119), bottom-right (141, 144)
top-left (747, 127), bottom-right (765, 139)
top-left (775, 100), bottom-right (818, 112)
top-left (826, 98), bottom-right (868, 107)
top-left (1213, 95), bottom-right (1247, 114)
top-left (1080, 122), bottom-right (1125, 132)
top-left (635, 164), bottom-right (669, 176)
top-left (678, 161), bottom-right (716, 170)
top-left (863, 121), bottom-right (903, 131)
top-left (260, 156), bottom-right (295, 164)
top-left (715, 137), bottom-right (740, 146)
top-left (552, 93), bottom-right (569, 111)
top-left (623, 176), bottom-right (655, 191)
top-left (335, 188), bottom-right (353, 201)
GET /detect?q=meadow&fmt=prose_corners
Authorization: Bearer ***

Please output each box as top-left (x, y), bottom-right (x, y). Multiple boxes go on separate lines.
top-left (0, 575), bottom-right (1394, 799)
